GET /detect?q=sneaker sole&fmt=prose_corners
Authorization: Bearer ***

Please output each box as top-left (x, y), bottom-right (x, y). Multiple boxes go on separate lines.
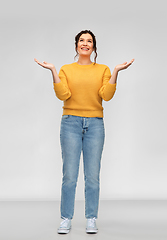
top-left (86, 229), bottom-right (98, 234)
top-left (57, 227), bottom-right (71, 234)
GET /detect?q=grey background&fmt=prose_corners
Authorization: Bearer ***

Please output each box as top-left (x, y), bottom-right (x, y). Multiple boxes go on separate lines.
top-left (0, 0), bottom-right (167, 200)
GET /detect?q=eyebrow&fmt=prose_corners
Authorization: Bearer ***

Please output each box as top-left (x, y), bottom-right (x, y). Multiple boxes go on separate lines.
top-left (79, 38), bottom-right (92, 41)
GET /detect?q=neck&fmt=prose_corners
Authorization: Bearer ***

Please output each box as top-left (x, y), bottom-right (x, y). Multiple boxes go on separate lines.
top-left (77, 56), bottom-right (92, 65)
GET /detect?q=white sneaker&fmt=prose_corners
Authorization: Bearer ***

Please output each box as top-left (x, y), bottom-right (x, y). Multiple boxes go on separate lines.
top-left (86, 217), bottom-right (98, 234)
top-left (57, 217), bottom-right (71, 234)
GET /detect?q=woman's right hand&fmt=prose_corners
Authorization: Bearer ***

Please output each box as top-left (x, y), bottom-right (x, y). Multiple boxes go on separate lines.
top-left (34, 58), bottom-right (55, 71)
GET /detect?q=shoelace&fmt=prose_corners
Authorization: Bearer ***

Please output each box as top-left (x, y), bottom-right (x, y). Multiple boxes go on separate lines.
top-left (87, 217), bottom-right (96, 228)
top-left (60, 217), bottom-right (70, 228)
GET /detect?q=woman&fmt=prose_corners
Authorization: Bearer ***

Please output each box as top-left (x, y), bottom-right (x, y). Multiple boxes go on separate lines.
top-left (34, 30), bottom-right (134, 234)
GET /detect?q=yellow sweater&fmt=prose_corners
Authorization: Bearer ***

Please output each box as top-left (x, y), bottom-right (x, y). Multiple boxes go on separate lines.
top-left (53, 62), bottom-right (116, 118)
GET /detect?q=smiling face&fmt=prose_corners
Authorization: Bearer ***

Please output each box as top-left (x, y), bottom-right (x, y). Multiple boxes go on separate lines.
top-left (77, 33), bottom-right (94, 57)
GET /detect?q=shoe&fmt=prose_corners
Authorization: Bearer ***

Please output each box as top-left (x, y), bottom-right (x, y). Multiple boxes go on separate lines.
top-left (86, 217), bottom-right (98, 234)
top-left (57, 217), bottom-right (71, 234)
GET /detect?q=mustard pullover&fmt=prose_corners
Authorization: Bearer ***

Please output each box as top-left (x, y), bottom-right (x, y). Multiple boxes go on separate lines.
top-left (53, 62), bottom-right (117, 118)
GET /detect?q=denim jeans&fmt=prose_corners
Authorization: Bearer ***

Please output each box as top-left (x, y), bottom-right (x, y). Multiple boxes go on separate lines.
top-left (60, 115), bottom-right (105, 219)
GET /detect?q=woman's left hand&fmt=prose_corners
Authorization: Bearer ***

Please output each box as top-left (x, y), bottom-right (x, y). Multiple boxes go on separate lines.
top-left (115, 59), bottom-right (135, 72)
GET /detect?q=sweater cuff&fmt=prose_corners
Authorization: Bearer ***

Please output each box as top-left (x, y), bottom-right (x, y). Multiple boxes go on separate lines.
top-left (107, 82), bottom-right (117, 89)
top-left (53, 81), bottom-right (64, 92)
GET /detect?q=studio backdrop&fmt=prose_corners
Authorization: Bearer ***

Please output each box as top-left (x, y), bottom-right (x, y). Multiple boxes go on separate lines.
top-left (0, 0), bottom-right (167, 200)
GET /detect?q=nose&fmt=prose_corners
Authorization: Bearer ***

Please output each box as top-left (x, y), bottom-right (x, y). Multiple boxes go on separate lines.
top-left (83, 41), bottom-right (87, 45)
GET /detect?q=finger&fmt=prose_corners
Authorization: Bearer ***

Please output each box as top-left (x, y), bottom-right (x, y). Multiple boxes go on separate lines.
top-left (126, 60), bottom-right (133, 65)
top-left (125, 59), bottom-right (134, 66)
top-left (34, 58), bottom-right (40, 63)
top-left (126, 62), bottom-right (132, 67)
top-left (34, 58), bottom-right (40, 64)
top-left (34, 58), bottom-right (45, 66)
top-left (131, 59), bottom-right (135, 63)
top-left (126, 62), bottom-right (133, 68)
top-left (36, 60), bottom-right (45, 67)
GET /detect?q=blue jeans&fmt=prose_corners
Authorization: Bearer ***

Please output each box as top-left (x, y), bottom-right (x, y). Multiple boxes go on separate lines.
top-left (60, 115), bottom-right (105, 219)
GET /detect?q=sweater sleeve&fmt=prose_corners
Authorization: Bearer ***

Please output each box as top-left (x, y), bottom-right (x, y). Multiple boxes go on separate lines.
top-left (98, 66), bottom-right (116, 101)
top-left (53, 67), bottom-right (71, 101)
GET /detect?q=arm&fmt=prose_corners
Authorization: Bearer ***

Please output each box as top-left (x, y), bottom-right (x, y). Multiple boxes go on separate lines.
top-left (53, 67), bottom-right (71, 100)
top-left (99, 59), bottom-right (135, 101)
top-left (34, 58), bottom-right (60, 83)
top-left (109, 68), bottom-right (119, 84)
top-left (109, 58), bottom-right (135, 84)
top-left (98, 67), bottom-right (117, 101)
top-left (51, 67), bottom-right (61, 83)
top-left (34, 58), bottom-right (71, 100)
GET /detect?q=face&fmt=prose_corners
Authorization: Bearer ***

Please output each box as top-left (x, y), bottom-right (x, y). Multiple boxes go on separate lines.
top-left (77, 33), bottom-right (94, 57)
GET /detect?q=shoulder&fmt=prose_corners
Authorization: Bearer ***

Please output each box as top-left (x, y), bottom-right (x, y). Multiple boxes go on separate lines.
top-left (59, 63), bottom-right (74, 71)
top-left (94, 63), bottom-right (111, 75)
top-left (94, 63), bottom-right (110, 70)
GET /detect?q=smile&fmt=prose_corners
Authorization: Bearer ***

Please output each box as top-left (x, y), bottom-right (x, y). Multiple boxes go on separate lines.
top-left (81, 48), bottom-right (89, 51)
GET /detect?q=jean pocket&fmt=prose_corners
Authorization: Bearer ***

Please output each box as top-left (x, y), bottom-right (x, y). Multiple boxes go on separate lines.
top-left (62, 115), bottom-right (70, 119)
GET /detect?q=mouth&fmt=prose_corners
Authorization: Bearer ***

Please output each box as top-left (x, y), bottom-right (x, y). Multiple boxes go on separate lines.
top-left (81, 48), bottom-right (89, 51)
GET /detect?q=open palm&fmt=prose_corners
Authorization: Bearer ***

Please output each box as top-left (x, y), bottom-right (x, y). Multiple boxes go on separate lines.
top-left (115, 59), bottom-right (135, 71)
top-left (34, 58), bottom-right (55, 70)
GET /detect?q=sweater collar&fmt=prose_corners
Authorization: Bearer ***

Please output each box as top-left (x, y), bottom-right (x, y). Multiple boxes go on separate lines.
top-left (73, 62), bottom-right (95, 68)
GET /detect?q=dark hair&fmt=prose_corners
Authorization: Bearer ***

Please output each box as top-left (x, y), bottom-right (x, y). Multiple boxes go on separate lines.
top-left (74, 30), bottom-right (97, 64)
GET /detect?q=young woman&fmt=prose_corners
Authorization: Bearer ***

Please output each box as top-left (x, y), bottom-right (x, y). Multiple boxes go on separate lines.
top-left (34, 30), bottom-right (134, 234)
